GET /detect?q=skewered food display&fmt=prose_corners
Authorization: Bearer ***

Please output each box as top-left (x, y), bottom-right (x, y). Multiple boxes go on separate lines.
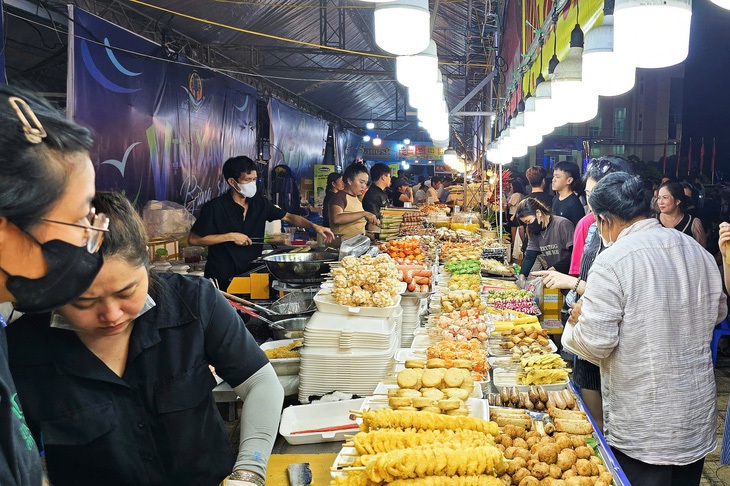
top-left (487, 387), bottom-right (577, 411)
top-left (399, 212), bottom-right (434, 237)
top-left (492, 326), bottom-right (552, 358)
top-left (486, 289), bottom-right (539, 315)
top-left (396, 265), bottom-right (432, 293)
top-left (440, 291), bottom-right (486, 312)
top-left (441, 244), bottom-right (483, 262)
top-left (425, 340), bottom-right (489, 376)
top-left (445, 274), bottom-right (482, 291)
top-left (356, 408), bottom-right (498, 435)
top-left (518, 354), bottom-right (570, 385)
top-left (480, 259), bottom-right (514, 276)
top-left (431, 309), bottom-right (489, 343)
top-left (331, 255), bottom-right (401, 307)
top-left (389, 368), bottom-right (475, 414)
top-left (346, 428), bottom-right (495, 456)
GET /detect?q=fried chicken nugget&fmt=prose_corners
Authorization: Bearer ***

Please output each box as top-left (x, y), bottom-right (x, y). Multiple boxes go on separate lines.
top-left (519, 476), bottom-right (540, 486)
top-left (574, 446), bottom-right (593, 460)
top-left (557, 449), bottom-right (578, 472)
top-left (530, 461), bottom-right (551, 479)
top-left (537, 443), bottom-right (561, 465)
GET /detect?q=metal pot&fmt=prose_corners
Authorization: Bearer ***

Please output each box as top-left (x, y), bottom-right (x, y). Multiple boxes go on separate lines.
top-left (269, 316), bottom-right (309, 340)
top-left (261, 251), bottom-right (338, 283)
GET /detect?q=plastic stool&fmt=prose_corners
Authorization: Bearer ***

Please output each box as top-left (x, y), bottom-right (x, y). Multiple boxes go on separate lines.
top-left (711, 318), bottom-right (730, 366)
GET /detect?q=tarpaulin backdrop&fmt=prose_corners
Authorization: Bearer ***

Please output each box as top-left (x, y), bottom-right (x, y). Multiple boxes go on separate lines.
top-left (335, 128), bottom-right (361, 170)
top-left (68, 7), bottom-right (257, 214)
top-left (267, 98), bottom-right (328, 180)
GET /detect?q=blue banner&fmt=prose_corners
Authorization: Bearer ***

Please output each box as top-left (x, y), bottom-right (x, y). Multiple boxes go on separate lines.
top-left (267, 98), bottom-right (328, 180)
top-left (68, 7), bottom-right (257, 214)
top-left (0, 1), bottom-right (6, 84)
top-left (335, 128), bottom-right (361, 171)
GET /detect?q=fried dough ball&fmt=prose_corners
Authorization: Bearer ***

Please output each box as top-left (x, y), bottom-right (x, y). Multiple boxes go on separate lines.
top-left (561, 469), bottom-right (576, 480)
top-left (565, 477), bottom-right (595, 486)
top-left (513, 438), bottom-right (528, 449)
top-left (594, 481), bottom-right (609, 486)
top-left (541, 480), bottom-right (567, 486)
top-left (508, 457), bottom-right (529, 475)
top-left (589, 456), bottom-right (602, 466)
top-left (495, 443), bottom-right (506, 453)
top-left (514, 448), bottom-right (532, 461)
top-left (526, 430), bottom-right (542, 440)
top-left (498, 474), bottom-right (511, 486)
top-left (526, 436), bottom-right (540, 449)
top-left (537, 443), bottom-right (561, 465)
top-left (571, 436), bottom-right (587, 448)
top-left (512, 468), bottom-right (531, 484)
top-left (519, 477), bottom-right (540, 486)
top-left (599, 472), bottom-right (613, 484)
top-left (503, 424), bottom-right (526, 439)
top-left (554, 435), bottom-right (573, 451)
top-left (539, 436), bottom-right (556, 444)
top-left (529, 461), bottom-right (551, 479)
top-left (557, 449), bottom-right (578, 472)
top-left (549, 464), bottom-right (563, 479)
top-left (574, 459), bottom-right (592, 477)
top-left (500, 435), bottom-right (514, 448)
top-left (574, 446), bottom-right (594, 460)
top-left (503, 446), bottom-right (518, 459)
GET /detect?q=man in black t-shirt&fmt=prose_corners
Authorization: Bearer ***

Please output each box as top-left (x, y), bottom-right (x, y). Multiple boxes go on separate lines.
top-left (189, 156), bottom-right (334, 289)
top-left (551, 161), bottom-right (585, 227)
top-left (362, 163), bottom-right (392, 225)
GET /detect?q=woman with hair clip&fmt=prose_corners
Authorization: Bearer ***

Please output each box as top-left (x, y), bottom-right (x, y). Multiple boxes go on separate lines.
top-left (515, 197), bottom-right (575, 277)
top-left (564, 172), bottom-right (726, 486)
top-left (532, 155), bottom-right (634, 431)
top-left (8, 192), bottom-right (283, 486)
top-left (0, 86), bottom-right (108, 486)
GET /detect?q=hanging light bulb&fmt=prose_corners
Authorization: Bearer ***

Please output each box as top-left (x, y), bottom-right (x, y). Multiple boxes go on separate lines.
top-left (366, 121), bottom-right (375, 130)
top-left (709, 0), bottom-right (730, 9)
top-left (372, 136), bottom-right (383, 146)
top-left (523, 47), bottom-right (557, 137)
top-left (614, 0), bottom-right (692, 69)
top-left (432, 138), bottom-right (449, 149)
top-left (363, 135), bottom-right (371, 142)
top-left (583, 7), bottom-right (636, 97)
top-left (375, 0), bottom-right (430, 56)
top-left (532, 18), bottom-right (569, 131)
top-left (551, 5), bottom-right (599, 124)
top-left (403, 138), bottom-right (411, 145)
top-left (396, 40), bottom-right (438, 87)
top-left (443, 148), bottom-right (458, 166)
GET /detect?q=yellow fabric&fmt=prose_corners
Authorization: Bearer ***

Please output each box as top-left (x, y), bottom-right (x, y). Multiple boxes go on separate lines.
top-left (265, 453), bottom-right (338, 486)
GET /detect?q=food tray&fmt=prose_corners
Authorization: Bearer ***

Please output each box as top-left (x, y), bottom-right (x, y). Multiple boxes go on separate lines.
top-left (279, 398), bottom-right (365, 445)
top-left (314, 290), bottom-right (402, 317)
top-left (492, 368), bottom-right (569, 392)
top-left (260, 339), bottom-right (302, 376)
top-left (360, 395), bottom-right (488, 418)
top-left (487, 339), bottom-right (558, 357)
top-left (373, 379), bottom-right (484, 399)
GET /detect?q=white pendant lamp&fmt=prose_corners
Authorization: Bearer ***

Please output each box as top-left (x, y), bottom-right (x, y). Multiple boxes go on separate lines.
top-left (443, 148), bottom-right (458, 165)
top-left (551, 11), bottom-right (599, 124)
top-left (375, 0), bottom-right (431, 56)
top-left (583, 12), bottom-right (635, 97)
top-left (614, 0), bottom-right (692, 69)
top-left (396, 40), bottom-right (438, 88)
top-left (709, 0), bottom-right (730, 9)
top-left (409, 71), bottom-right (444, 109)
top-left (433, 138), bottom-right (449, 149)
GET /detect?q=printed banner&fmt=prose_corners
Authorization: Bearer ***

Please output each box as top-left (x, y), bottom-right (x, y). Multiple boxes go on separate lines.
top-left (68, 7), bottom-right (257, 214)
top-left (313, 164), bottom-right (335, 207)
top-left (335, 128), bottom-right (361, 170)
top-left (362, 141), bottom-right (445, 161)
top-left (267, 98), bottom-right (329, 180)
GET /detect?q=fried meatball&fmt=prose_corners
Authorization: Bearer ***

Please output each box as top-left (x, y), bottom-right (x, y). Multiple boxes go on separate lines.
top-left (501, 434), bottom-right (514, 448)
top-left (508, 457), bottom-right (529, 475)
top-left (599, 472), bottom-right (613, 484)
top-left (554, 435), bottom-right (573, 450)
top-left (541, 480), bottom-right (567, 486)
top-left (540, 435), bottom-right (556, 444)
top-left (557, 449), bottom-right (578, 472)
top-left (571, 436), bottom-right (587, 448)
top-left (503, 424), bottom-right (519, 438)
top-left (574, 446), bottom-right (594, 460)
top-left (519, 477), bottom-right (541, 486)
top-left (514, 437), bottom-right (528, 449)
top-left (504, 446), bottom-right (518, 459)
top-left (498, 474), bottom-right (511, 486)
top-left (589, 456), bottom-right (602, 465)
top-left (496, 443), bottom-right (506, 453)
top-left (574, 459), bottom-right (593, 477)
top-left (513, 467), bottom-right (531, 484)
top-left (529, 461), bottom-right (551, 480)
top-left (514, 448), bottom-right (532, 461)
top-left (526, 436), bottom-right (540, 448)
top-left (594, 481), bottom-right (609, 486)
top-left (549, 464), bottom-right (563, 479)
top-left (526, 430), bottom-right (541, 440)
top-left (537, 443), bottom-right (561, 465)
top-left (562, 469), bottom-right (576, 480)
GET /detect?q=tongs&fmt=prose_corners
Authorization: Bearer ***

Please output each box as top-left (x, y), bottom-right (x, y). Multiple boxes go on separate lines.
top-left (220, 290), bottom-right (282, 316)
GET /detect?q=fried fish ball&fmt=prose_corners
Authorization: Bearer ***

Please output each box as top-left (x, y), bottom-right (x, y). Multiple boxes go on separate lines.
top-left (549, 464), bottom-right (563, 479)
top-left (529, 461), bottom-right (551, 480)
top-left (498, 474), bottom-right (512, 486)
top-left (389, 397), bottom-right (413, 408)
top-left (500, 435), bottom-right (514, 448)
top-left (512, 468), bottom-right (531, 484)
top-left (557, 449), bottom-right (578, 472)
top-left (405, 359), bottom-right (426, 369)
top-left (554, 435), bottom-right (574, 451)
top-left (574, 446), bottom-right (594, 460)
top-left (502, 424), bottom-right (525, 439)
top-left (537, 443), bottom-right (561, 465)
top-left (562, 469), bottom-right (576, 480)
top-left (508, 457), bottom-right (528, 475)
top-left (526, 436), bottom-right (540, 448)
top-left (397, 369), bottom-right (420, 389)
top-left (574, 459), bottom-right (592, 477)
top-left (598, 472), bottom-right (613, 484)
top-left (589, 456), bottom-right (602, 466)
top-left (444, 368), bottom-right (465, 387)
top-left (412, 396), bottom-right (436, 408)
top-left (426, 358), bottom-right (446, 368)
top-left (396, 388), bottom-right (422, 399)
top-left (571, 436), bottom-right (587, 448)
top-left (422, 369), bottom-right (444, 388)
top-left (443, 388), bottom-right (470, 401)
top-left (513, 437), bottom-right (528, 449)
top-left (438, 398), bottom-right (461, 411)
top-left (514, 448), bottom-right (532, 461)
top-left (519, 477), bottom-right (540, 486)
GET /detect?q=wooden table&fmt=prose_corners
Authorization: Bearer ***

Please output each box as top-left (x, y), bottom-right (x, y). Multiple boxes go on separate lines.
top-left (265, 453), bottom-right (338, 485)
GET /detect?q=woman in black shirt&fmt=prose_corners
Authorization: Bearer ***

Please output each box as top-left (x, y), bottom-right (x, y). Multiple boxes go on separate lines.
top-left (322, 172), bottom-right (343, 228)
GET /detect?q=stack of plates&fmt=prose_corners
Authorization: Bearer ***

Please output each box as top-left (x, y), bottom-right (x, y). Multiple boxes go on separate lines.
top-left (400, 296), bottom-right (424, 347)
top-left (298, 309), bottom-right (402, 403)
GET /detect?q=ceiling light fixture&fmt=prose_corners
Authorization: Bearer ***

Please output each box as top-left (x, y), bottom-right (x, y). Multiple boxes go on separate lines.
top-left (366, 121), bottom-right (375, 130)
top-left (614, 0), bottom-right (692, 68)
top-left (709, 0), bottom-right (730, 9)
top-left (396, 40), bottom-right (438, 88)
top-left (443, 147), bottom-right (458, 165)
top-left (372, 136), bottom-right (383, 147)
top-left (403, 138), bottom-right (411, 145)
top-left (374, 0), bottom-right (430, 56)
top-left (583, 0), bottom-right (636, 97)
top-left (363, 135), bottom-right (371, 142)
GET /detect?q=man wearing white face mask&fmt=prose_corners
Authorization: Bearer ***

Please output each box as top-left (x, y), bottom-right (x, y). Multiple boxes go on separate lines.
top-left (189, 156), bottom-right (334, 288)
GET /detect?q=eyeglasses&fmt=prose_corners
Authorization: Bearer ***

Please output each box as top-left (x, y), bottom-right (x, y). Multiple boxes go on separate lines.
top-left (586, 159), bottom-right (615, 175)
top-left (39, 207), bottom-right (110, 253)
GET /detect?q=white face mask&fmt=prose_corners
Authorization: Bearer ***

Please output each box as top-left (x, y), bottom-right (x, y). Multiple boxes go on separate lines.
top-left (235, 180), bottom-right (257, 198)
top-left (598, 218), bottom-right (613, 248)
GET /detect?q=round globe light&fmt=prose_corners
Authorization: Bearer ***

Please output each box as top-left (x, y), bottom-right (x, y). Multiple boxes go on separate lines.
top-left (396, 40), bottom-right (438, 88)
top-left (375, 0), bottom-right (431, 56)
top-left (583, 14), bottom-right (636, 97)
top-left (709, 0), bottom-right (730, 9)
top-left (614, 0), bottom-right (692, 69)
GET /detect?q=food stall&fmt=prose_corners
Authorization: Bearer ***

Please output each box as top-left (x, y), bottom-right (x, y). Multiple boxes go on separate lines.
top-left (247, 205), bottom-right (629, 486)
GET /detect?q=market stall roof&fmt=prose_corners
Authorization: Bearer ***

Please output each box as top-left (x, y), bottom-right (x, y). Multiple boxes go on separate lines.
top-left (4, 0), bottom-right (499, 141)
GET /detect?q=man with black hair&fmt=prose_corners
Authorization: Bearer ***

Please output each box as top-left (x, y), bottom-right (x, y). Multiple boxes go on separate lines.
top-left (427, 176), bottom-right (441, 203)
top-left (189, 156), bottom-right (334, 288)
top-left (362, 163), bottom-right (392, 233)
top-left (525, 166), bottom-right (554, 209)
top-left (551, 161), bottom-right (585, 227)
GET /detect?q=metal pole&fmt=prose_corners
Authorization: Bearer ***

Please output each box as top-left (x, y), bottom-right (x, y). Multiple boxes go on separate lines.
top-left (498, 163), bottom-right (504, 243)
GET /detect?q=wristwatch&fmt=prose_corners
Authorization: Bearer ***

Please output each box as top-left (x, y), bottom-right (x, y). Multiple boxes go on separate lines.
top-left (229, 470), bottom-right (265, 486)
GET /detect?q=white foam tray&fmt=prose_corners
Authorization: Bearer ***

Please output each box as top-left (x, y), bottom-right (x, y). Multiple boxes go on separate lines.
top-left (279, 398), bottom-right (365, 445)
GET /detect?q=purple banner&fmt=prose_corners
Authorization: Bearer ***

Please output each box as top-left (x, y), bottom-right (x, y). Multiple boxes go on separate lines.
top-left (267, 98), bottom-right (328, 180)
top-left (68, 7), bottom-right (257, 214)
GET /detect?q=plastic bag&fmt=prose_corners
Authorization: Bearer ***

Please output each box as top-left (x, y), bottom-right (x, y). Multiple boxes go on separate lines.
top-left (524, 276), bottom-right (544, 309)
top-left (142, 200), bottom-right (196, 240)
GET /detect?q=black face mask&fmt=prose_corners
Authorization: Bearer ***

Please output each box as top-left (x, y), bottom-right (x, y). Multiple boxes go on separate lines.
top-left (1, 239), bottom-right (103, 313)
top-left (527, 220), bottom-right (543, 235)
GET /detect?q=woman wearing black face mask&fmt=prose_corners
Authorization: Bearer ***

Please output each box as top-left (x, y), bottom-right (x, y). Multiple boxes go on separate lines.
top-left (516, 197), bottom-right (574, 277)
top-left (0, 86), bottom-right (107, 486)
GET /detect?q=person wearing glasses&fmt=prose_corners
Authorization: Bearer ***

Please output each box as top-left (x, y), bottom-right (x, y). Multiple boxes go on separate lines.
top-left (532, 156), bottom-right (634, 431)
top-left (0, 87), bottom-right (108, 486)
top-left (7, 192), bottom-right (282, 486)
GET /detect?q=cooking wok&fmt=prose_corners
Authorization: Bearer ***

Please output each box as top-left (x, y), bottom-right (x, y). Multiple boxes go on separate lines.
top-left (260, 251), bottom-right (338, 283)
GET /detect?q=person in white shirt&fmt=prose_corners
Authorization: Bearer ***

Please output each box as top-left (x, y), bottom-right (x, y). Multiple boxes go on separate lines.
top-left (426, 176), bottom-right (441, 204)
top-left (565, 172), bottom-right (727, 486)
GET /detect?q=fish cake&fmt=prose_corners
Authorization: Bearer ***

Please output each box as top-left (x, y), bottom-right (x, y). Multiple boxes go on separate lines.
top-left (412, 396), bottom-right (436, 408)
top-left (443, 368), bottom-right (465, 387)
top-left (452, 359), bottom-right (473, 370)
top-left (443, 388), bottom-right (471, 401)
top-left (438, 398), bottom-right (461, 411)
top-left (422, 369), bottom-right (444, 388)
top-left (405, 359), bottom-right (425, 369)
top-left (396, 368), bottom-right (420, 389)
top-left (426, 358), bottom-right (446, 368)
top-left (396, 388), bottom-right (422, 398)
top-left (446, 407), bottom-right (469, 416)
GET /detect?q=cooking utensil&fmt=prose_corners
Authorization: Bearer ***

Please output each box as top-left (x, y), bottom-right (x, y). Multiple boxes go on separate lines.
top-left (266, 291), bottom-right (317, 322)
top-left (269, 316), bottom-right (309, 340)
top-left (226, 299), bottom-right (276, 326)
top-left (261, 251), bottom-right (338, 283)
top-left (339, 234), bottom-right (371, 259)
top-left (220, 290), bottom-right (281, 315)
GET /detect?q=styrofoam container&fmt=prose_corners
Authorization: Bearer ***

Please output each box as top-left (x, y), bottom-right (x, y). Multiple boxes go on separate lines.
top-left (260, 339), bottom-right (302, 376)
top-left (314, 290), bottom-right (402, 317)
top-left (279, 398), bottom-right (365, 445)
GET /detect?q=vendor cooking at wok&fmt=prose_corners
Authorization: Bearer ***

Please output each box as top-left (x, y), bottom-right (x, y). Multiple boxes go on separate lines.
top-left (189, 156), bottom-right (334, 289)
